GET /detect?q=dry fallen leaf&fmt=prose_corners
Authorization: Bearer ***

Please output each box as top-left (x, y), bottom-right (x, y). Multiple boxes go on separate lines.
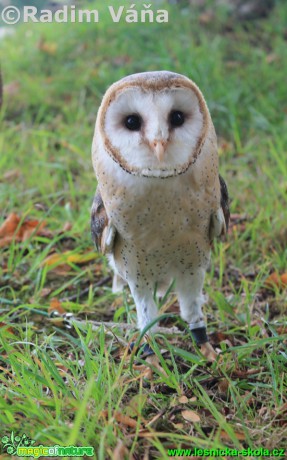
top-left (61, 221), bottom-right (73, 232)
top-left (181, 410), bottom-right (200, 423)
top-left (277, 325), bottom-right (287, 335)
top-left (125, 394), bottom-right (147, 418)
top-left (217, 378), bottom-right (230, 395)
top-left (172, 423), bottom-right (184, 430)
top-left (265, 272), bottom-right (287, 290)
top-left (220, 429), bottom-right (246, 441)
top-left (0, 213), bottom-right (46, 247)
top-left (39, 287), bottom-right (52, 298)
top-left (200, 342), bottom-right (218, 362)
top-left (42, 251), bottom-right (98, 267)
top-left (1, 169), bottom-right (21, 183)
top-left (113, 440), bottom-right (129, 460)
top-left (48, 298), bottom-right (67, 316)
top-left (101, 410), bottom-right (138, 429)
top-left (199, 11), bottom-right (214, 24)
top-left (0, 322), bottom-right (15, 335)
top-left (0, 213), bottom-right (20, 239)
top-left (178, 395), bottom-right (189, 404)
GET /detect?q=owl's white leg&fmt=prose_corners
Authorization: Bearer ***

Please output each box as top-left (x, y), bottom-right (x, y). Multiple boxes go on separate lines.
top-left (112, 274), bottom-right (127, 293)
top-left (129, 284), bottom-right (158, 333)
top-left (176, 269), bottom-right (208, 345)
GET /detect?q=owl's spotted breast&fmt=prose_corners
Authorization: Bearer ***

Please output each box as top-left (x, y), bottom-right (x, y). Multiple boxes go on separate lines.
top-left (96, 155), bottom-right (219, 290)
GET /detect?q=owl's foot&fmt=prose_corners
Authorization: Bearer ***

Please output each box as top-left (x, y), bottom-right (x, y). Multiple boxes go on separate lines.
top-left (129, 341), bottom-right (154, 358)
top-left (190, 326), bottom-right (208, 346)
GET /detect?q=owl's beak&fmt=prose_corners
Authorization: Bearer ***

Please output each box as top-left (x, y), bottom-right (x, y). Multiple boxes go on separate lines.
top-left (151, 140), bottom-right (167, 162)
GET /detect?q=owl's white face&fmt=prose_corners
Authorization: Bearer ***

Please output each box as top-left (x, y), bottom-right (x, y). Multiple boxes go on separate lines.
top-left (95, 72), bottom-right (210, 178)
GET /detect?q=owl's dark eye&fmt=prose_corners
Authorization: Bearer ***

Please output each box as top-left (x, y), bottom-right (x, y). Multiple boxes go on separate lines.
top-left (170, 110), bottom-right (185, 127)
top-left (124, 114), bottom-right (142, 131)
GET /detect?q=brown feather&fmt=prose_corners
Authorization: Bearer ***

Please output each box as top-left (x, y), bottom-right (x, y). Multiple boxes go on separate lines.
top-left (219, 175), bottom-right (230, 234)
top-left (0, 70), bottom-right (2, 109)
top-left (91, 187), bottom-right (108, 252)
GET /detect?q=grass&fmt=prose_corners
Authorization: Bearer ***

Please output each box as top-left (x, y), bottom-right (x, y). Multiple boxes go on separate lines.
top-left (0, 1), bottom-right (287, 458)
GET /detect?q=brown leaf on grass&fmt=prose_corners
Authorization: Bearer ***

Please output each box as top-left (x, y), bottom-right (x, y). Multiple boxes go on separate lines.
top-left (276, 325), bottom-right (287, 335)
top-left (42, 251), bottom-right (98, 267)
top-left (44, 252), bottom-right (100, 277)
top-left (200, 342), bottom-right (218, 362)
top-left (0, 322), bottom-right (15, 335)
top-left (0, 213), bottom-right (46, 247)
top-left (1, 169), bottom-right (21, 183)
top-left (181, 410), bottom-right (200, 423)
top-left (48, 298), bottom-right (67, 316)
top-left (39, 288), bottom-right (52, 298)
top-left (61, 222), bottom-right (73, 233)
top-left (48, 299), bottom-right (67, 328)
top-left (217, 378), bottom-right (230, 395)
top-left (231, 367), bottom-right (265, 378)
top-left (113, 440), bottom-right (130, 460)
top-left (209, 331), bottom-right (230, 345)
top-left (132, 363), bottom-right (153, 381)
top-left (265, 273), bottom-right (287, 290)
top-left (21, 220), bottom-right (47, 241)
top-left (0, 213), bottom-right (19, 239)
top-left (172, 423), bottom-right (184, 430)
top-left (145, 410), bottom-right (166, 427)
top-left (220, 429), bottom-right (246, 441)
top-left (199, 11), bottom-right (214, 24)
top-left (101, 410), bottom-right (139, 429)
top-left (125, 394), bottom-right (147, 418)
top-left (46, 264), bottom-right (73, 277)
top-left (227, 213), bottom-right (249, 235)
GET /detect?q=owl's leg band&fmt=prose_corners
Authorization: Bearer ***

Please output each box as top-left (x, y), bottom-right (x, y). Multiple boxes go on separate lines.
top-left (189, 325), bottom-right (208, 345)
top-left (189, 320), bottom-right (208, 344)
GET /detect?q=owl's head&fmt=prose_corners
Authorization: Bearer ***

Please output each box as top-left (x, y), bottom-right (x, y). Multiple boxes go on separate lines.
top-left (94, 71), bottom-right (214, 178)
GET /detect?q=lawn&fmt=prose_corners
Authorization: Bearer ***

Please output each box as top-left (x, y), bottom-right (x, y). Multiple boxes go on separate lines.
top-left (0, 1), bottom-right (286, 458)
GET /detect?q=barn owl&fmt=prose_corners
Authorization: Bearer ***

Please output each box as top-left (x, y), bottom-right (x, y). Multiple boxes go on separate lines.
top-left (91, 71), bottom-right (229, 355)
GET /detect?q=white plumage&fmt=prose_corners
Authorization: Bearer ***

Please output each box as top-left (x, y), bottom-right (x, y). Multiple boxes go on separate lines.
top-left (91, 71), bottom-right (229, 353)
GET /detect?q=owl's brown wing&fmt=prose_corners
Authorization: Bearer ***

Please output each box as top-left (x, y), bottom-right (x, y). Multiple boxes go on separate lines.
top-left (91, 187), bottom-right (116, 253)
top-left (209, 175), bottom-right (230, 240)
top-left (219, 174), bottom-right (230, 233)
top-left (0, 71), bottom-right (2, 108)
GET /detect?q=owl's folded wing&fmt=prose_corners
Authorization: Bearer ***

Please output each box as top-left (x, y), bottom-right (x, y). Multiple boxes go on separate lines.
top-left (0, 71), bottom-right (2, 108)
top-left (209, 175), bottom-right (230, 240)
top-left (91, 187), bottom-right (116, 254)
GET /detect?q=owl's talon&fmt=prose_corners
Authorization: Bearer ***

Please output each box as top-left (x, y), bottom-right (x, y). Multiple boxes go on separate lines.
top-left (129, 341), bottom-right (154, 358)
